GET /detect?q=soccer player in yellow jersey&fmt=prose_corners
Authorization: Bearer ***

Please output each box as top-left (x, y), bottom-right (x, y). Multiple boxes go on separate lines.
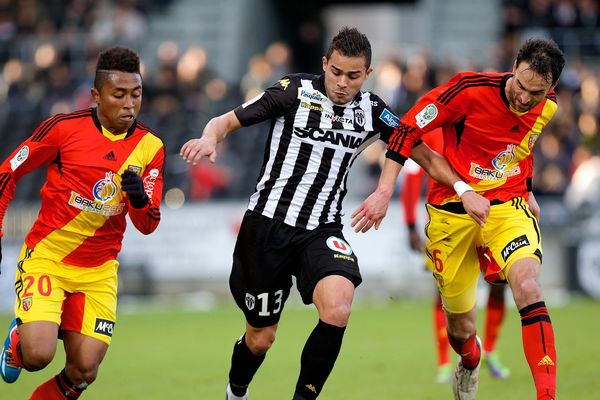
top-left (0, 47), bottom-right (165, 399)
top-left (354, 39), bottom-right (565, 400)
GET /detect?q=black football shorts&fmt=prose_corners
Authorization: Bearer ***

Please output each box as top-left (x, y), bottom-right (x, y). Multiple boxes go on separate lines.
top-left (229, 210), bottom-right (362, 327)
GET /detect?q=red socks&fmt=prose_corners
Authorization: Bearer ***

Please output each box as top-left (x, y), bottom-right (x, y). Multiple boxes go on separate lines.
top-left (29, 370), bottom-right (83, 400)
top-left (448, 332), bottom-right (480, 370)
top-left (433, 296), bottom-right (450, 366)
top-left (483, 290), bottom-right (506, 353)
top-left (520, 301), bottom-right (556, 400)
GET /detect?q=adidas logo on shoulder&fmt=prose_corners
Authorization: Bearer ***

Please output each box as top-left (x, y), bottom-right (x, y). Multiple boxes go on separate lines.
top-left (509, 124), bottom-right (520, 133)
top-left (103, 151), bottom-right (116, 161)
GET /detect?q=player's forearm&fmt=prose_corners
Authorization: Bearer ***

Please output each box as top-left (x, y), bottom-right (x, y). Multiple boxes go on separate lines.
top-left (376, 158), bottom-right (402, 199)
top-left (202, 111), bottom-right (241, 143)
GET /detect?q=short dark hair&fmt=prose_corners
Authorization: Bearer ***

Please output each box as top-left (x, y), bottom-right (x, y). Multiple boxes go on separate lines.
top-left (516, 38), bottom-right (565, 85)
top-left (326, 27), bottom-right (372, 68)
top-left (94, 46), bottom-right (141, 89)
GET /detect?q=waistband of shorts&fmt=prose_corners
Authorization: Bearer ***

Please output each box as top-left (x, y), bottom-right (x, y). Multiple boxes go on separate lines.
top-left (430, 199), bottom-right (506, 214)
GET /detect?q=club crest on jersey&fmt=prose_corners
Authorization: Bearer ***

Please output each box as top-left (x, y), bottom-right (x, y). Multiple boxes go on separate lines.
top-left (10, 145), bottom-right (29, 171)
top-left (326, 236), bottom-right (353, 256)
top-left (415, 104), bottom-right (438, 128)
top-left (22, 297), bottom-right (32, 311)
top-left (492, 144), bottom-right (516, 171)
top-left (245, 293), bottom-right (256, 310)
top-left (354, 109), bottom-right (365, 127)
top-left (93, 171), bottom-right (118, 203)
top-left (127, 165), bottom-right (142, 175)
top-left (379, 108), bottom-right (399, 128)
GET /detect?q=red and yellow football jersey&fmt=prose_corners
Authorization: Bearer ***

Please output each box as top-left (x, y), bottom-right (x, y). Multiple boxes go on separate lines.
top-left (0, 108), bottom-right (164, 267)
top-left (387, 72), bottom-right (557, 205)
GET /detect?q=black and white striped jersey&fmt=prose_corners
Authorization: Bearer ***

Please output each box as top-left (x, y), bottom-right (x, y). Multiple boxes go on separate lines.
top-left (234, 73), bottom-right (401, 230)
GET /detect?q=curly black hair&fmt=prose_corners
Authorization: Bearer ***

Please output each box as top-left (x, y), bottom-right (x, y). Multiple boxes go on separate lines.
top-left (94, 46), bottom-right (141, 89)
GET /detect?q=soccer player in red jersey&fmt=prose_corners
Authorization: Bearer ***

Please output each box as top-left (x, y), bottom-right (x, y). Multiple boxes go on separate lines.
top-left (353, 38), bottom-right (564, 399)
top-left (401, 128), bottom-right (510, 383)
top-left (0, 46), bottom-right (165, 399)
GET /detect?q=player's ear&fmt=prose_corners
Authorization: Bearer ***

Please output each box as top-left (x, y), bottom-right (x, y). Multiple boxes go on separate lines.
top-left (322, 56), bottom-right (328, 72)
top-left (91, 87), bottom-right (100, 104)
top-left (365, 66), bottom-right (373, 79)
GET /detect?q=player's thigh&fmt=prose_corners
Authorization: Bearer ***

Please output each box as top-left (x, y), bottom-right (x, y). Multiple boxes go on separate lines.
top-left (14, 246), bottom-right (66, 327)
top-left (485, 199), bottom-right (542, 279)
top-left (296, 227), bottom-right (361, 305)
top-left (61, 261), bottom-right (119, 346)
top-left (425, 206), bottom-right (481, 314)
top-left (229, 211), bottom-right (294, 328)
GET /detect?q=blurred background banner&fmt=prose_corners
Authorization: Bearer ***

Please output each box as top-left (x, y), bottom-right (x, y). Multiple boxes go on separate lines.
top-left (1, 0), bottom-right (600, 309)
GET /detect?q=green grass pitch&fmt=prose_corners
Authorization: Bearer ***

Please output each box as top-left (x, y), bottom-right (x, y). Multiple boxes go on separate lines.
top-left (1, 298), bottom-right (598, 399)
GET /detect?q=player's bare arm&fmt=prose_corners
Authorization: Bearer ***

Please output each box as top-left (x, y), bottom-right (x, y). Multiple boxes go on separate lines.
top-left (180, 110), bottom-right (242, 165)
top-left (351, 157), bottom-right (401, 233)
top-left (410, 143), bottom-right (490, 227)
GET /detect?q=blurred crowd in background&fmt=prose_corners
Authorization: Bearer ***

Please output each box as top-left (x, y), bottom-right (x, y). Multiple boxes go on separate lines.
top-left (0, 0), bottom-right (598, 205)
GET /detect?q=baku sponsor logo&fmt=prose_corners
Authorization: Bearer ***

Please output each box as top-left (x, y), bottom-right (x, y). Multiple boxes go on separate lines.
top-left (22, 297), bottom-right (32, 311)
top-left (298, 88), bottom-right (327, 104)
top-left (94, 318), bottom-right (114, 337)
top-left (354, 109), bottom-right (365, 127)
top-left (415, 104), bottom-right (438, 128)
top-left (245, 293), bottom-right (255, 310)
top-left (501, 234), bottom-right (530, 261)
top-left (93, 171), bottom-right (118, 203)
top-left (379, 108), bottom-right (400, 128)
top-left (293, 127), bottom-right (363, 149)
top-left (10, 145), bottom-right (29, 171)
top-left (278, 78), bottom-right (290, 90)
top-left (326, 236), bottom-right (353, 256)
top-left (468, 162), bottom-right (520, 181)
top-left (69, 191), bottom-right (125, 216)
top-left (492, 144), bottom-right (516, 171)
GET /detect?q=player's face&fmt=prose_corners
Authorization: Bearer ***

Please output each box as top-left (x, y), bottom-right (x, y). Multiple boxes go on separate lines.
top-left (92, 70), bottom-right (142, 133)
top-left (322, 50), bottom-right (372, 105)
top-left (506, 61), bottom-right (554, 113)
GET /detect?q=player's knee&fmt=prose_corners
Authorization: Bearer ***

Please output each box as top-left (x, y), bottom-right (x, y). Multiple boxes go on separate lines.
top-left (67, 364), bottom-right (99, 386)
top-left (446, 318), bottom-right (476, 342)
top-left (513, 278), bottom-right (543, 308)
top-left (319, 302), bottom-right (352, 327)
top-left (246, 330), bottom-right (276, 355)
top-left (21, 346), bottom-right (55, 371)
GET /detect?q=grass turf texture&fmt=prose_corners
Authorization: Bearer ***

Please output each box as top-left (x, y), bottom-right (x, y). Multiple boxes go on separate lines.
top-left (1, 298), bottom-right (598, 399)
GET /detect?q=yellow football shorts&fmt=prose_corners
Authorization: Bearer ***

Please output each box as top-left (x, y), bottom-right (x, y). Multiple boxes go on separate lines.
top-left (425, 197), bottom-right (542, 314)
top-left (13, 245), bottom-right (119, 345)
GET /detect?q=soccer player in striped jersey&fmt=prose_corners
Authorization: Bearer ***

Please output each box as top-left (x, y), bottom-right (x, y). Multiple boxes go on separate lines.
top-left (0, 46), bottom-right (165, 399)
top-left (181, 27), bottom-right (488, 400)
top-left (354, 38), bottom-right (565, 400)
top-left (401, 128), bottom-right (510, 383)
